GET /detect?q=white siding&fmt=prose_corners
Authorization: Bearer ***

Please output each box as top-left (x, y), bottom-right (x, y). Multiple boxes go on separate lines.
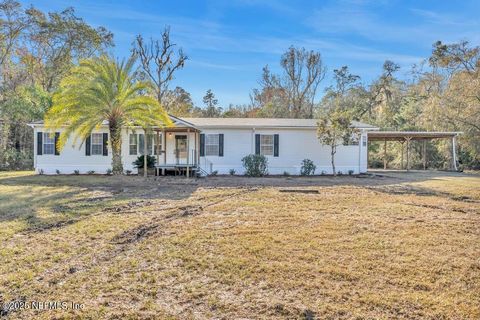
top-left (32, 125), bottom-right (369, 175)
top-left (200, 128), bottom-right (368, 175)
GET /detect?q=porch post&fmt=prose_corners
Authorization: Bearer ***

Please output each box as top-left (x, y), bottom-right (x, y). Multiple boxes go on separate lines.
top-left (194, 131), bottom-right (198, 166)
top-left (366, 138), bottom-right (369, 169)
top-left (162, 129), bottom-right (166, 175)
top-left (186, 128), bottom-right (190, 178)
top-left (143, 129), bottom-right (148, 177)
top-left (156, 130), bottom-right (160, 174)
top-left (197, 131), bottom-right (200, 166)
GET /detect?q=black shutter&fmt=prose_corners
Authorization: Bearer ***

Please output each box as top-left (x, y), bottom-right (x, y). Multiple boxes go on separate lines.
top-left (255, 134), bottom-right (260, 155)
top-left (37, 132), bottom-right (43, 155)
top-left (54, 132), bottom-right (60, 155)
top-left (139, 134), bottom-right (145, 155)
top-left (85, 136), bottom-right (91, 156)
top-left (200, 134), bottom-right (205, 157)
top-left (103, 133), bottom-right (108, 156)
top-left (218, 134), bottom-right (224, 157)
top-left (274, 134), bottom-right (279, 157)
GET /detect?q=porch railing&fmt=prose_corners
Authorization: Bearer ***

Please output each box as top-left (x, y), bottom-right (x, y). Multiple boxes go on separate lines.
top-left (199, 157), bottom-right (213, 175)
top-left (173, 149), bottom-right (199, 166)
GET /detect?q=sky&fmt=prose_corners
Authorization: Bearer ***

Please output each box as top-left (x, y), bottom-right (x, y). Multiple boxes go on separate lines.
top-left (20, 0), bottom-right (480, 107)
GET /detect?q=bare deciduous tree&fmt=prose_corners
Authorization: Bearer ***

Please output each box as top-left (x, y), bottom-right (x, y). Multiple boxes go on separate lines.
top-left (253, 46), bottom-right (326, 118)
top-left (132, 27), bottom-right (188, 108)
top-left (0, 0), bottom-right (29, 70)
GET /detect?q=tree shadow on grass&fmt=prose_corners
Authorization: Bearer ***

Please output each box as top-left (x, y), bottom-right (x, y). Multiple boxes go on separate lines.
top-left (0, 174), bottom-right (200, 231)
top-left (0, 170), bottom-right (477, 231)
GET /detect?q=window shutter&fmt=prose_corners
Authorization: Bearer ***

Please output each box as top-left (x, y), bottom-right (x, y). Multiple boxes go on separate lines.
top-left (200, 134), bottom-right (205, 157)
top-left (218, 134), bottom-right (224, 157)
top-left (274, 134), bottom-right (279, 157)
top-left (37, 132), bottom-right (43, 155)
top-left (102, 133), bottom-right (108, 156)
top-left (255, 134), bottom-right (260, 155)
top-left (85, 136), bottom-right (91, 156)
top-left (54, 132), bottom-right (60, 155)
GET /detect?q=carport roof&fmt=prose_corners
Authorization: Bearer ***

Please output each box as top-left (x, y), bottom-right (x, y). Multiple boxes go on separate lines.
top-left (367, 131), bottom-right (461, 141)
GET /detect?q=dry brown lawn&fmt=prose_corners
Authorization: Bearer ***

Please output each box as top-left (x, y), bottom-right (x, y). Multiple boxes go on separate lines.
top-left (0, 170), bottom-right (479, 319)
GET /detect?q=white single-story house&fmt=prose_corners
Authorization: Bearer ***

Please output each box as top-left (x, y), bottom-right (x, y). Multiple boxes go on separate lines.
top-left (28, 115), bottom-right (378, 175)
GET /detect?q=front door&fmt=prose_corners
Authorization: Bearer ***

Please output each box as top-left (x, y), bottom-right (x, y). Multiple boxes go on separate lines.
top-left (175, 135), bottom-right (188, 164)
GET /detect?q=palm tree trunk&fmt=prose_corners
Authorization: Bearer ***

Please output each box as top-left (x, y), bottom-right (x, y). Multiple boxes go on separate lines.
top-left (109, 122), bottom-right (123, 175)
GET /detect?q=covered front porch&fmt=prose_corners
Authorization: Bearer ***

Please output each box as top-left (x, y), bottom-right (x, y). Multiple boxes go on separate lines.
top-left (151, 117), bottom-right (203, 177)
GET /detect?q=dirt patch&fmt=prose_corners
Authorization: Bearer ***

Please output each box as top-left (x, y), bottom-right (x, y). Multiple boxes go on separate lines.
top-left (103, 200), bottom-right (153, 214)
top-left (367, 185), bottom-right (439, 197)
top-left (111, 224), bottom-right (160, 244)
top-left (404, 202), bottom-right (469, 214)
top-left (272, 304), bottom-right (316, 319)
top-left (25, 219), bottom-right (80, 233)
top-left (179, 205), bottom-right (203, 217)
top-left (279, 189), bottom-right (319, 194)
top-left (451, 195), bottom-right (479, 203)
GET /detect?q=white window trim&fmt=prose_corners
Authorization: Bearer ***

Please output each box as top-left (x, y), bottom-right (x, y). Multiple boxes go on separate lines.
top-left (129, 134), bottom-right (138, 155)
top-left (43, 132), bottom-right (55, 155)
top-left (205, 134), bottom-right (220, 156)
top-left (153, 134), bottom-right (162, 155)
top-left (260, 134), bottom-right (274, 156)
top-left (91, 133), bottom-right (103, 155)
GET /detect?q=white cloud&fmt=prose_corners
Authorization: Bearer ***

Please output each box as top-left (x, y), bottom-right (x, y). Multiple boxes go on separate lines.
top-left (307, 2), bottom-right (480, 45)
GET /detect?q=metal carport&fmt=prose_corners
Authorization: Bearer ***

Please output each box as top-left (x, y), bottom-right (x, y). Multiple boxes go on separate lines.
top-left (367, 131), bottom-right (462, 171)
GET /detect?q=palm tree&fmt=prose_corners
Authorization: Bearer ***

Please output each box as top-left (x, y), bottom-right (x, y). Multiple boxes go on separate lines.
top-left (45, 55), bottom-right (172, 174)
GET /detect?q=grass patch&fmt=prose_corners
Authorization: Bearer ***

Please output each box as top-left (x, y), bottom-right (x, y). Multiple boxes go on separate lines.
top-left (0, 170), bottom-right (479, 319)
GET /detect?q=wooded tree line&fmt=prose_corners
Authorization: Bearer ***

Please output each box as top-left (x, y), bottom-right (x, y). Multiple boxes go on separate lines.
top-left (1, 1), bottom-right (478, 170)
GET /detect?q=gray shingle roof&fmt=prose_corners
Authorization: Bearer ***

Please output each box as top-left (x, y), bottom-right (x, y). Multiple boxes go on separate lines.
top-left (182, 118), bottom-right (377, 129)
top-left (29, 117), bottom-right (377, 129)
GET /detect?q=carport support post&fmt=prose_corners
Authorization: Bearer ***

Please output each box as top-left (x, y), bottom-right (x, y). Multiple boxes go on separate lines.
top-left (452, 135), bottom-right (458, 171)
top-left (423, 139), bottom-right (427, 170)
top-left (400, 140), bottom-right (404, 170)
top-left (383, 139), bottom-right (387, 170)
top-left (406, 137), bottom-right (411, 171)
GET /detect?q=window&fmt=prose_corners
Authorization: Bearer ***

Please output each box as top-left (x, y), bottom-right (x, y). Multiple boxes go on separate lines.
top-left (43, 133), bottom-right (55, 155)
top-left (138, 134), bottom-right (154, 155)
top-left (91, 133), bottom-right (103, 155)
top-left (129, 134), bottom-right (137, 155)
top-left (260, 134), bottom-right (274, 156)
top-left (205, 134), bottom-right (219, 156)
top-left (153, 134), bottom-right (162, 155)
